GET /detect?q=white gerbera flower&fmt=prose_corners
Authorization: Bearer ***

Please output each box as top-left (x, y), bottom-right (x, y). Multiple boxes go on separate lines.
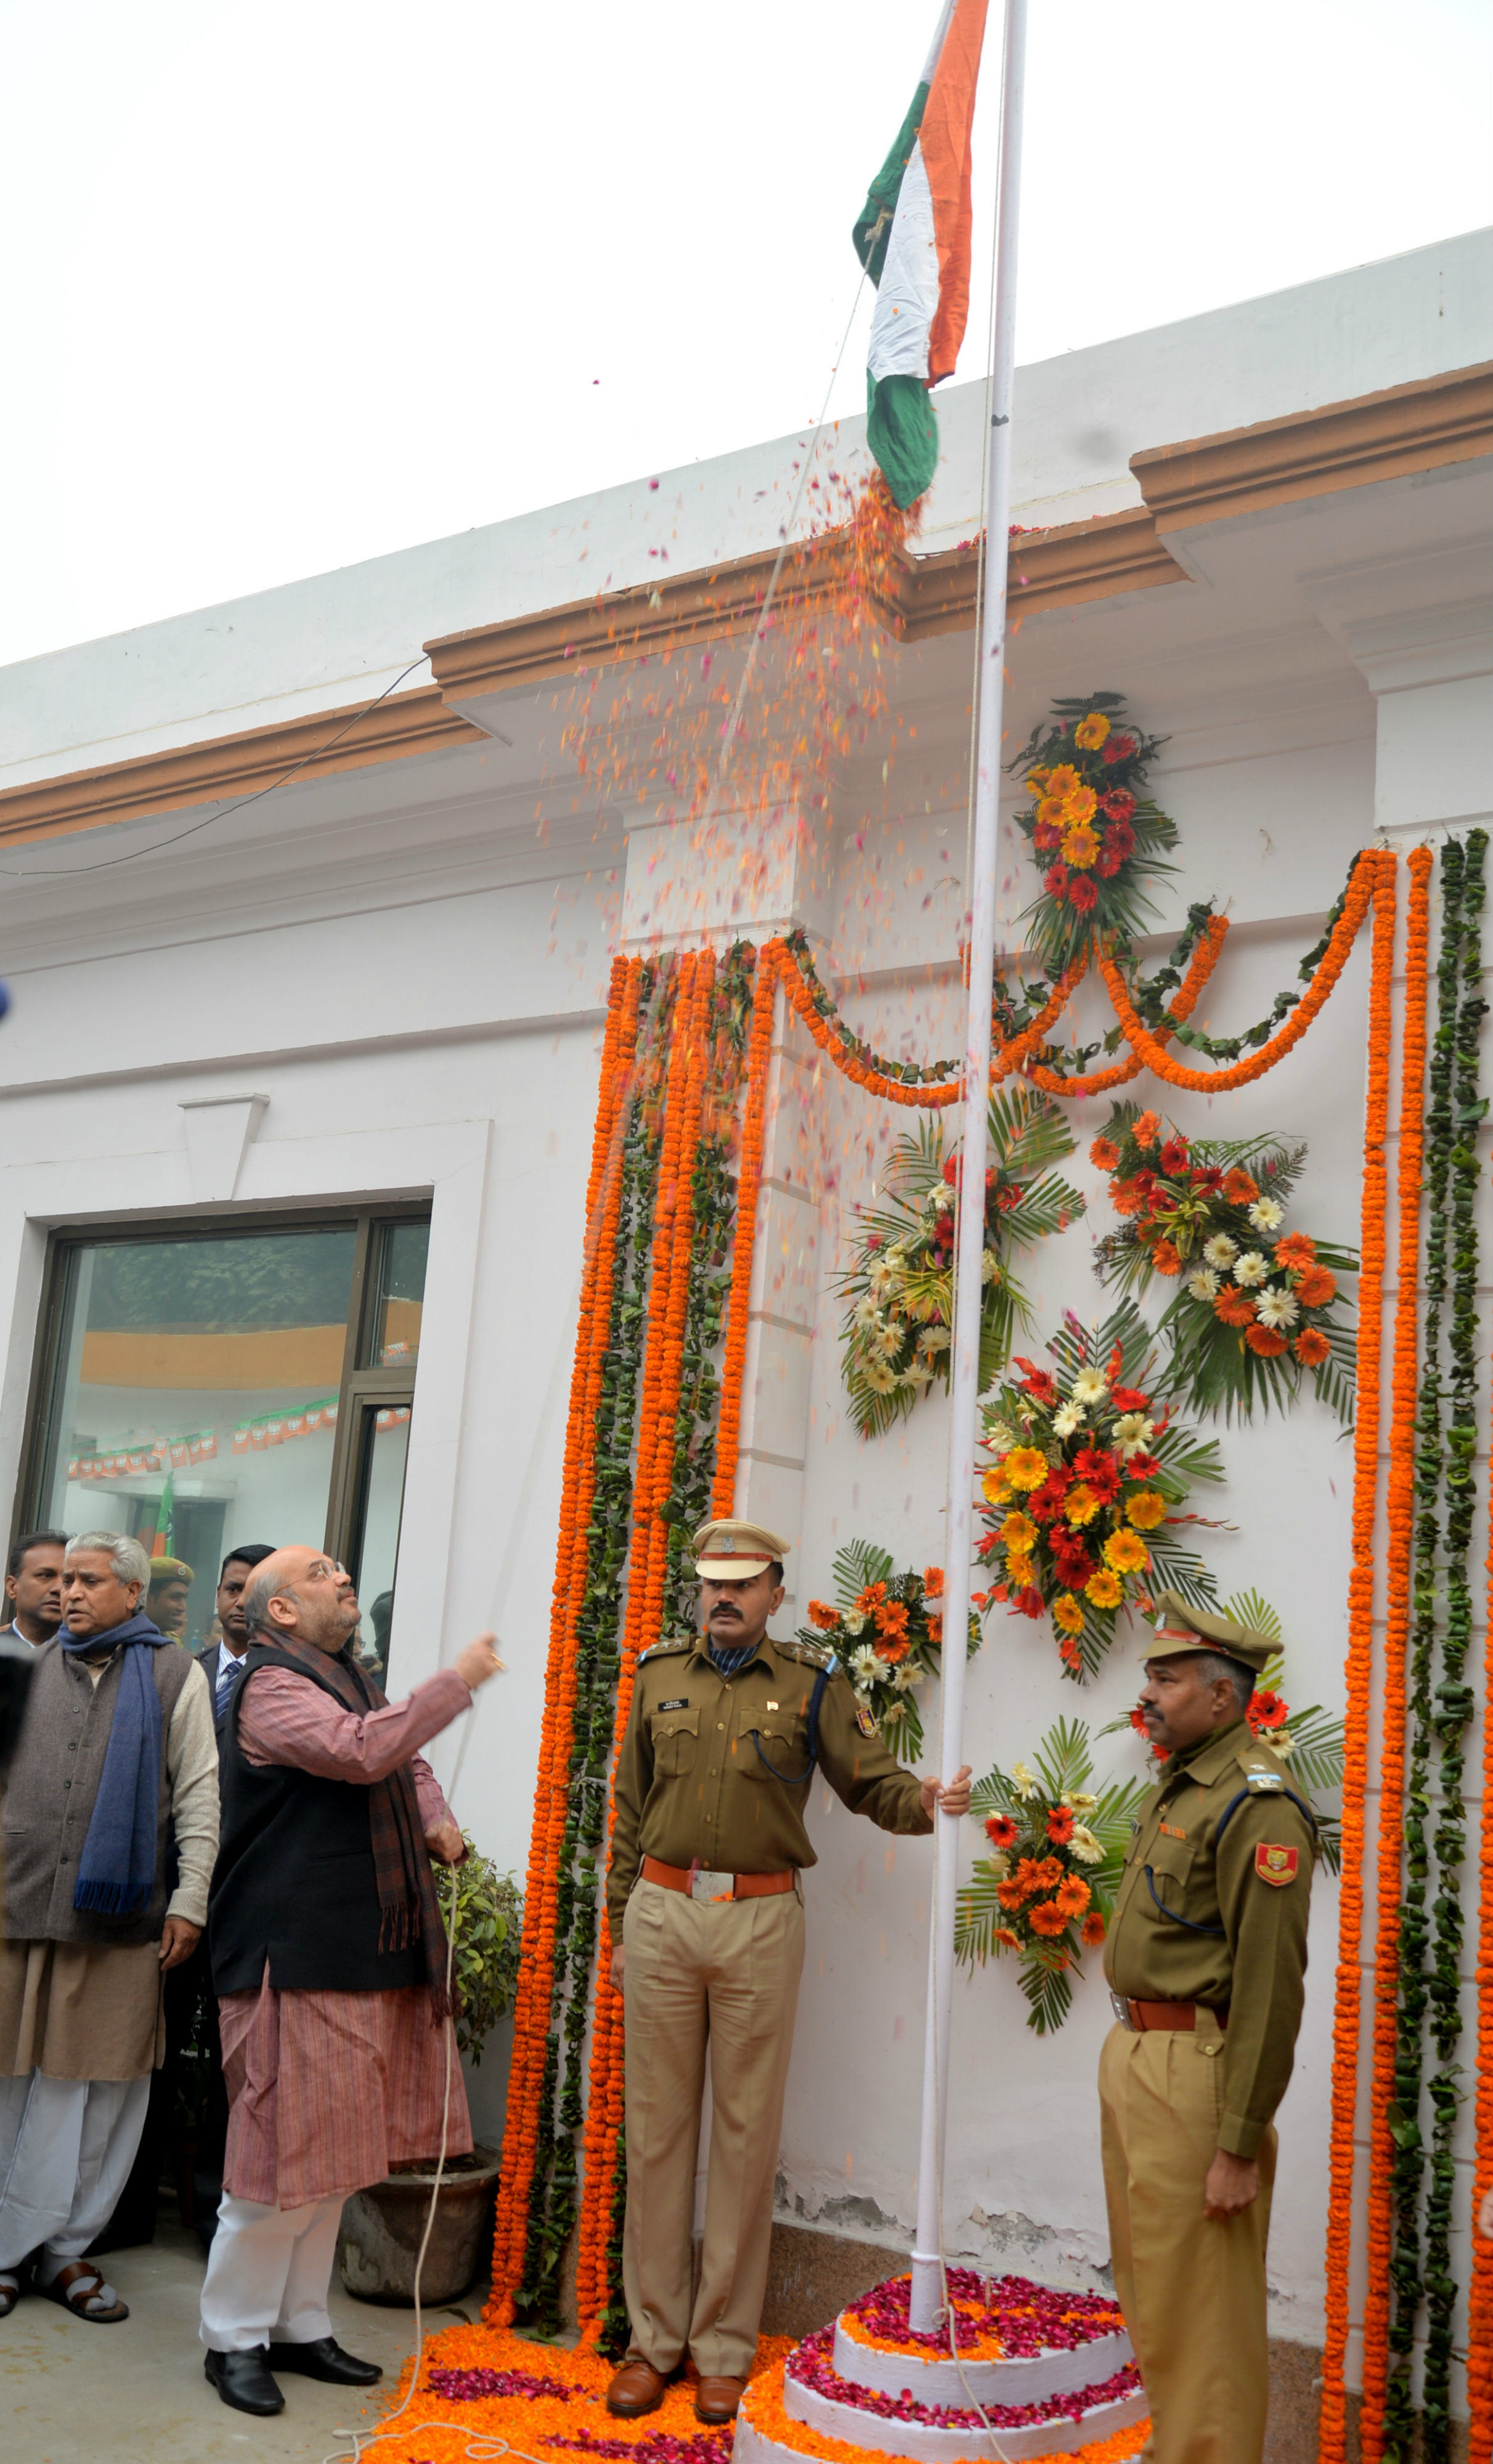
top-left (1203, 1233), bottom-right (1239, 1268)
top-left (1272, 1730), bottom-right (1295, 1761)
top-left (1072, 1367), bottom-right (1109, 1404)
top-left (873, 1323), bottom-right (905, 1361)
top-left (853, 1295), bottom-right (882, 1327)
top-left (985, 1418), bottom-right (1019, 1453)
top-left (1069, 1825), bottom-right (1105, 1865)
top-left (1064, 1791), bottom-right (1099, 1813)
top-left (1232, 1251), bottom-right (1269, 1287)
top-left (1052, 1402), bottom-right (1084, 1438)
top-left (1186, 1269), bottom-right (1220, 1302)
top-left (1112, 1412), bottom-right (1156, 1456)
top-left (861, 1359), bottom-right (897, 1394)
top-left (843, 1610), bottom-right (868, 1638)
top-left (1011, 1761), bottom-right (1039, 1800)
top-left (901, 1359), bottom-right (936, 1387)
top-left (1256, 1287), bottom-right (1300, 1331)
top-left (849, 1647), bottom-right (882, 1687)
top-left (980, 1249), bottom-right (1000, 1285)
top-left (1248, 1198), bottom-right (1285, 1233)
top-left (920, 1327), bottom-right (951, 1354)
top-left (890, 1661), bottom-right (919, 1693)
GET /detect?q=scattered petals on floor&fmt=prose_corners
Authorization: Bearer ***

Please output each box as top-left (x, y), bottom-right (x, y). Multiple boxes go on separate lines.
top-left (365, 2324), bottom-right (792, 2464)
top-left (368, 2324), bottom-right (1150, 2464)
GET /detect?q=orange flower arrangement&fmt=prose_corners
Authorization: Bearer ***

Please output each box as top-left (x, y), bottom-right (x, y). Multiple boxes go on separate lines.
top-left (1319, 846), bottom-right (1397, 2464)
top-left (1356, 846), bottom-right (1428, 2460)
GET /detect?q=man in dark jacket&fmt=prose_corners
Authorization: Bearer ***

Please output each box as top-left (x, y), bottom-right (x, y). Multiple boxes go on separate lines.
top-left (0, 1532), bottom-right (218, 2323)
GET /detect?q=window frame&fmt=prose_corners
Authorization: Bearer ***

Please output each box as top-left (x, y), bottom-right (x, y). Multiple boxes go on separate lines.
top-left (14, 1202), bottom-right (431, 1578)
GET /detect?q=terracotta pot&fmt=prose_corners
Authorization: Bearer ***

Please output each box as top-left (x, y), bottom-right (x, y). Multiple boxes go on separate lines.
top-left (337, 2146), bottom-right (500, 2306)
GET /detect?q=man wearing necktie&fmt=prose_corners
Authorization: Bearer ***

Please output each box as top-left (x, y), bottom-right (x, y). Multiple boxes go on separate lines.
top-left (201, 1547), bottom-right (279, 1732)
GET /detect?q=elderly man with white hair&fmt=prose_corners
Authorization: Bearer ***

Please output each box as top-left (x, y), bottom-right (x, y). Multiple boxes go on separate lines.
top-left (0, 1530), bottom-right (218, 2322)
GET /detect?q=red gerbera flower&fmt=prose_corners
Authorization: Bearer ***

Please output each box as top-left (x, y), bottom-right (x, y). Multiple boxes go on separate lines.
top-left (1109, 1385), bottom-right (1150, 1414)
top-left (1072, 1446), bottom-right (1122, 1497)
top-left (1247, 1689), bottom-right (1289, 1732)
top-left (1033, 818), bottom-right (1063, 853)
top-left (1046, 1805), bottom-right (1076, 1846)
top-left (1189, 1165), bottom-right (1224, 1194)
top-left (984, 1812), bottom-right (1020, 1849)
top-left (1044, 862), bottom-right (1072, 898)
top-left (1012, 1358), bottom-right (1059, 1405)
top-left (1068, 875), bottom-right (1099, 914)
top-left (1159, 1138), bottom-right (1189, 1176)
top-left (1102, 732), bottom-right (1137, 764)
top-left (1099, 789), bottom-right (1136, 821)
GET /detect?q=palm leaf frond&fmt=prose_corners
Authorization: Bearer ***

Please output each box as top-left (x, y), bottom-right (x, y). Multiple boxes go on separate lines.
top-left (832, 1541), bottom-right (895, 1605)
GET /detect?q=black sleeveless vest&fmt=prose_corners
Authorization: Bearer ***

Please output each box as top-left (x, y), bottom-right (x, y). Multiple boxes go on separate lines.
top-left (209, 1642), bottom-right (423, 1995)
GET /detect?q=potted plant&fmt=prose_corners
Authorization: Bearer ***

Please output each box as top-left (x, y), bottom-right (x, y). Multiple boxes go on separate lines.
top-left (339, 1841), bottom-right (523, 2305)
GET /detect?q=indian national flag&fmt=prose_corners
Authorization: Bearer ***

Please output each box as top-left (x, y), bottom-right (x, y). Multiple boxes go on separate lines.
top-left (853, 0), bottom-right (990, 509)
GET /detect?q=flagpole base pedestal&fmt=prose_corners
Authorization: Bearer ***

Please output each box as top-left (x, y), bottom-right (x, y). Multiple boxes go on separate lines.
top-left (735, 2269), bottom-right (1149, 2464)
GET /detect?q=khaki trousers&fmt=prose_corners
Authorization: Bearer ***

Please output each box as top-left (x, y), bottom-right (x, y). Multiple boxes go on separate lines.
top-left (1099, 2015), bottom-right (1276, 2464)
top-left (621, 1876), bottom-right (804, 2380)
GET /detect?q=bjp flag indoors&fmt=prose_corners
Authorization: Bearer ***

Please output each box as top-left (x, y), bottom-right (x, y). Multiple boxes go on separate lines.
top-left (853, 0), bottom-right (990, 508)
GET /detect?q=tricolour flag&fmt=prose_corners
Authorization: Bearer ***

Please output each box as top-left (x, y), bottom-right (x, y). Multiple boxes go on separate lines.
top-left (151, 1469), bottom-right (174, 1557)
top-left (853, 0), bottom-right (990, 509)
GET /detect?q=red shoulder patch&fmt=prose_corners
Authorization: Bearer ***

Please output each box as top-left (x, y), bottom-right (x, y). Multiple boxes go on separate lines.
top-left (1255, 1842), bottom-right (1299, 1887)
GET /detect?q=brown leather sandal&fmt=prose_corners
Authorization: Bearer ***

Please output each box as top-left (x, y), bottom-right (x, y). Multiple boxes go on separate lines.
top-left (38, 2260), bottom-right (129, 2322)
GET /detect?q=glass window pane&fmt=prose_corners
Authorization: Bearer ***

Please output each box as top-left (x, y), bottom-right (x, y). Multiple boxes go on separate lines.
top-left (38, 1228), bottom-right (357, 1649)
top-left (349, 1404), bottom-right (412, 1682)
top-left (371, 1222), bottom-right (428, 1369)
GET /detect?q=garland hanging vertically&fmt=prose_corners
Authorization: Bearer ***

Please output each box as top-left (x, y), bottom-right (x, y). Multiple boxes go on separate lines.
top-left (710, 945), bottom-right (778, 1514)
top-left (1357, 848), bottom-right (1431, 2460)
top-left (1319, 846), bottom-right (1398, 2464)
top-left (1471, 1266), bottom-right (1493, 2464)
top-left (1423, 833), bottom-right (1486, 2462)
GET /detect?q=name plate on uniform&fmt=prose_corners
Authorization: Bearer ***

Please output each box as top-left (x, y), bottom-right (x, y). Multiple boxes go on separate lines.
top-left (691, 1870), bottom-right (736, 1903)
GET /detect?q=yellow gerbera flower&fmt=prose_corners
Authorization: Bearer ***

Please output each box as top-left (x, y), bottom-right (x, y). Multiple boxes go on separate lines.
top-left (1025, 768), bottom-right (1049, 793)
top-left (1053, 1593), bottom-right (1085, 1635)
top-left (1061, 784), bottom-right (1099, 827)
top-left (1062, 824), bottom-right (1101, 872)
top-left (1103, 1529), bottom-right (1150, 1575)
top-left (1064, 1482), bottom-right (1101, 1526)
top-left (1006, 1553), bottom-right (1034, 1589)
top-left (1036, 795), bottom-right (1069, 832)
top-left (1045, 764), bottom-right (1081, 801)
top-left (1075, 712), bottom-right (1112, 750)
top-left (1003, 1446), bottom-right (1049, 1493)
top-left (1085, 1569), bottom-right (1122, 1608)
top-left (1001, 1511), bottom-right (1038, 1552)
top-left (1125, 1489), bottom-right (1168, 1531)
top-left (981, 1466), bottom-right (1012, 1506)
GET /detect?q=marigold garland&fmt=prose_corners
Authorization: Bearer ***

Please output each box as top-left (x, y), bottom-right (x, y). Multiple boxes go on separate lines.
top-left (1357, 846), bottom-right (1431, 2461)
top-left (488, 958), bottom-right (638, 2325)
top-left (1319, 846), bottom-right (1398, 2464)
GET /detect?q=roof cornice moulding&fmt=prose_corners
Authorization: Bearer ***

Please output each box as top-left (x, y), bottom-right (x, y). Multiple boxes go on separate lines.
top-left (0, 684), bottom-right (484, 850)
top-left (1131, 359), bottom-right (1493, 529)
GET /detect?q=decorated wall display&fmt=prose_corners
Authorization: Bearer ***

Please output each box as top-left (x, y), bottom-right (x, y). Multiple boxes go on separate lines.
top-left (1089, 1104), bottom-right (1358, 1424)
top-left (1100, 1591), bottom-right (1346, 1873)
top-left (977, 1300), bottom-right (1227, 1680)
top-left (802, 1542), bottom-right (980, 1765)
top-left (1008, 694), bottom-right (1176, 975)
top-left (955, 1719), bottom-right (1151, 2033)
top-left (837, 1085), bottom-right (1084, 1437)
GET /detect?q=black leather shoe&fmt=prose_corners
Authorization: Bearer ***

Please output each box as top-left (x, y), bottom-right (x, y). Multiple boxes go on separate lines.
top-left (268, 2335), bottom-right (383, 2386)
top-left (205, 2347), bottom-right (285, 2415)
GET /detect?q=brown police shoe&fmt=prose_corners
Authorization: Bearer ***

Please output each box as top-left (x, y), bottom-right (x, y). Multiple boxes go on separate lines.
top-left (606, 2359), bottom-right (669, 2417)
top-left (695, 2375), bottom-right (745, 2423)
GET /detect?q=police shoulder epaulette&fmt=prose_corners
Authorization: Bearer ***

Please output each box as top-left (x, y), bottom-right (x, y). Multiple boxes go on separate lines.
top-left (638, 1636), bottom-right (692, 1666)
top-left (1234, 1738), bottom-right (1288, 1791)
top-left (777, 1635), bottom-right (836, 1672)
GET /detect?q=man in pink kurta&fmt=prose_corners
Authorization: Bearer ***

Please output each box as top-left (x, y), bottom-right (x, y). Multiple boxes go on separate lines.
top-left (199, 1546), bottom-right (503, 2419)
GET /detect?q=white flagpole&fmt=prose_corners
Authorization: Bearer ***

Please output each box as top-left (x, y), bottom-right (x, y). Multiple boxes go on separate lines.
top-left (908, 0), bottom-right (1030, 2336)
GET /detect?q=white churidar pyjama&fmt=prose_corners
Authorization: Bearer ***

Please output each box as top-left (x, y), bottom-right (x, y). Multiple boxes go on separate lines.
top-left (0, 2071), bottom-right (150, 2272)
top-left (198, 2189), bottom-right (346, 2351)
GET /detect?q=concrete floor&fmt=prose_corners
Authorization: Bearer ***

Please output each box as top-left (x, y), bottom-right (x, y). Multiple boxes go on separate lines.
top-left (0, 2216), bottom-right (477, 2464)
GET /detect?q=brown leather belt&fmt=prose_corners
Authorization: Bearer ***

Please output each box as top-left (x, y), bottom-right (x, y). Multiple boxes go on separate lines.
top-left (641, 1855), bottom-right (795, 1903)
top-left (1112, 1994), bottom-right (1229, 2032)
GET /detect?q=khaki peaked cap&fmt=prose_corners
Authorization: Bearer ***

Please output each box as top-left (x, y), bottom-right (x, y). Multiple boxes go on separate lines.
top-left (1144, 1589), bottom-right (1276, 1677)
top-left (691, 1519), bottom-right (791, 1579)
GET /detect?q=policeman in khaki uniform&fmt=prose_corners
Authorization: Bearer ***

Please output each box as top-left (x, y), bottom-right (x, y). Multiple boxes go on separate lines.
top-left (1100, 1594), bottom-right (1316, 2464)
top-left (604, 1520), bottom-right (971, 2426)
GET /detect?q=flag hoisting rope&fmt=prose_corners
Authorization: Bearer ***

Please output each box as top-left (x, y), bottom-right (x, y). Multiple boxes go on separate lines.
top-left (908, 0), bottom-right (1030, 2337)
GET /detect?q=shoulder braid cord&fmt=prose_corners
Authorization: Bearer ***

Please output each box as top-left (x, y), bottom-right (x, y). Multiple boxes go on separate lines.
top-left (1143, 1783), bottom-right (1320, 1938)
top-left (747, 1665), bottom-right (832, 1783)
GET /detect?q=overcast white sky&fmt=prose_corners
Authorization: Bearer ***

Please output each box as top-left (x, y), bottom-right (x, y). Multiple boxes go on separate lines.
top-left (2, 0), bottom-right (1489, 671)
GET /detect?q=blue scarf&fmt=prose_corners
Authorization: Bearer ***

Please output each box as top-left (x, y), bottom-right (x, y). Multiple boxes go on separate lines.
top-left (57, 1611), bottom-right (168, 1917)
